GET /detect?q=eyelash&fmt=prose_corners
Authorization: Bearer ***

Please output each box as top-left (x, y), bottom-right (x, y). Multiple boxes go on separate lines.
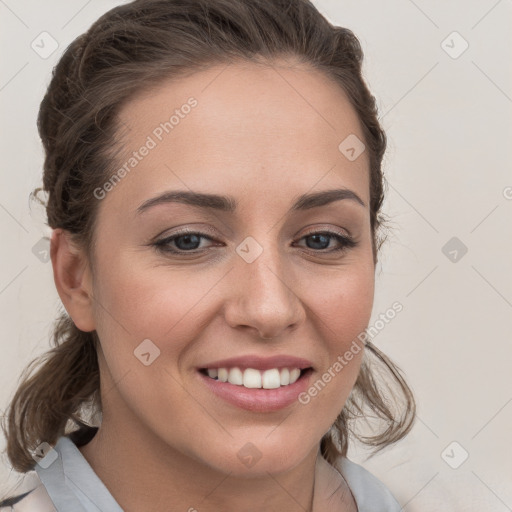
top-left (152, 229), bottom-right (357, 256)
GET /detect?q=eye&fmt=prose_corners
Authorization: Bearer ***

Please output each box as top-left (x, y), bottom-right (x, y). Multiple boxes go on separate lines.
top-left (294, 230), bottom-right (357, 253)
top-left (153, 230), bottom-right (218, 254)
top-left (152, 228), bottom-right (357, 255)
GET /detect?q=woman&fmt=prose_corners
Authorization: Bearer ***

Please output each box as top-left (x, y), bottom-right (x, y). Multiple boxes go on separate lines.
top-left (0, 0), bottom-right (415, 510)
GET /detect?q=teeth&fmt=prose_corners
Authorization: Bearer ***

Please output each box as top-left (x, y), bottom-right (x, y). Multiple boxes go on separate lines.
top-left (289, 368), bottom-right (301, 384)
top-left (228, 367), bottom-right (243, 386)
top-left (218, 368), bottom-right (228, 382)
top-left (205, 367), bottom-right (306, 389)
top-left (243, 368), bottom-right (262, 388)
top-left (261, 369), bottom-right (281, 389)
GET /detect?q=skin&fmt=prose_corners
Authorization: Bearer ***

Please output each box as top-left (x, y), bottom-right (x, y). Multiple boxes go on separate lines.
top-left (51, 58), bottom-right (375, 511)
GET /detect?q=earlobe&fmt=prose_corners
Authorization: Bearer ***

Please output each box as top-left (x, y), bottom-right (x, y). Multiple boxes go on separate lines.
top-left (50, 228), bottom-right (96, 332)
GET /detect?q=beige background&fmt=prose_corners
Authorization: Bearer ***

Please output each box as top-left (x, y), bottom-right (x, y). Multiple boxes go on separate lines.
top-left (1, 0), bottom-right (511, 509)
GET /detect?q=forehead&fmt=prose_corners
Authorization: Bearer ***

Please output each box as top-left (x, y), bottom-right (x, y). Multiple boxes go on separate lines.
top-left (107, 59), bottom-right (370, 215)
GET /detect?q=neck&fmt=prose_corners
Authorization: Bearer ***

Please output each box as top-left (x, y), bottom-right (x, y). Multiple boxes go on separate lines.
top-left (79, 419), bottom-right (321, 512)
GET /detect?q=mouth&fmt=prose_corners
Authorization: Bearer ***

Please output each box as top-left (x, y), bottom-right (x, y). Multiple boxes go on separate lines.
top-left (197, 365), bottom-right (314, 412)
top-left (198, 366), bottom-right (313, 390)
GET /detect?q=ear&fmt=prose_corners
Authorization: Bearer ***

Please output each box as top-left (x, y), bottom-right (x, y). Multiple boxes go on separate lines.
top-left (50, 228), bottom-right (96, 332)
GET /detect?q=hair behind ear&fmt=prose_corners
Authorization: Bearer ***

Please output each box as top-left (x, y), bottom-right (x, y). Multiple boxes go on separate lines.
top-left (321, 341), bottom-right (417, 463)
top-left (1, 313), bottom-right (100, 473)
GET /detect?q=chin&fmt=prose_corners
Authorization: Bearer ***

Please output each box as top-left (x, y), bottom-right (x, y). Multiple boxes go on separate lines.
top-left (199, 434), bottom-right (315, 478)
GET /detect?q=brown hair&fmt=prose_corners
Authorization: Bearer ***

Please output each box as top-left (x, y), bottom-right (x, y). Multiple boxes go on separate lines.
top-left (1, 0), bottom-right (415, 484)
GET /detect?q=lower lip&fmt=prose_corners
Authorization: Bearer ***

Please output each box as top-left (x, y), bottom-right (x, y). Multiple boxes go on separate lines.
top-left (198, 369), bottom-right (313, 412)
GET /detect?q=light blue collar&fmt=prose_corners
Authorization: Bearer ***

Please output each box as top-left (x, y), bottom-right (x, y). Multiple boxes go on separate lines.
top-left (35, 436), bottom-right (124, 511)
top-left (35, 435), bottom-right (401, 512)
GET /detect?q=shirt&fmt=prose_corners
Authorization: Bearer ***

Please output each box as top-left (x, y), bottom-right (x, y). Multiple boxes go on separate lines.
top-left (0, 434), bottom-right (402, 511)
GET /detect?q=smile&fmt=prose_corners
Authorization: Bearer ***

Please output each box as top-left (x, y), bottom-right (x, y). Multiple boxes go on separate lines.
top-left (197, 366), bottom-right (314, 412)
top-left (200, 367), bottom-right (308, 389)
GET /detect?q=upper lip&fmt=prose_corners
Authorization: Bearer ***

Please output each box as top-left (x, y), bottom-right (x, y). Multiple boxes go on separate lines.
top-left (199, 355), bottom-right (314, 371)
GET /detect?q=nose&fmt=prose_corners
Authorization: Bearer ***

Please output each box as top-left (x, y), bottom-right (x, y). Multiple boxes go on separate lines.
top-left (223, 242), bottom-right (305, 340)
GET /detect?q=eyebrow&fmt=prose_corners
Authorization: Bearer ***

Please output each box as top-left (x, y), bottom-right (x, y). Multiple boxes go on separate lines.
top-left (136, 187), bottom-right (366, 216)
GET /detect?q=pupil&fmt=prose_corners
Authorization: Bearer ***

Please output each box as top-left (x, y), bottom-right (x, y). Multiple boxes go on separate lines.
top-left (176, 234), bottom-right (200, 250)
top-left (307, 234), bottom-right (329, 250)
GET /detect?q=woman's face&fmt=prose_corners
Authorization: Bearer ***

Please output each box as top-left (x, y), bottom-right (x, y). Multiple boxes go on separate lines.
top-left (84, 59), bottom-right (375, 475)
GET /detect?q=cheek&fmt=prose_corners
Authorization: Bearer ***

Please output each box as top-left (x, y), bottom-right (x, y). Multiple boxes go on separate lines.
top-left (90, 260), bottom-right (218, 433)
top-left (92, 256), bottom-right (226, 345)
top-left (301, 263), bottom-right (374, 409)
top-left (309, 261), bottom-right (375, 345)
